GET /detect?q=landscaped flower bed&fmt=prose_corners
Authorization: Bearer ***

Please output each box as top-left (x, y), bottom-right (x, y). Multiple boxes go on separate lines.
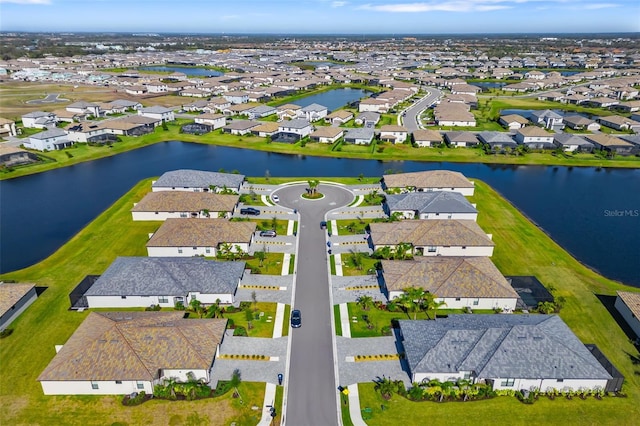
top-left (354, 354), bottom-right (400, 362)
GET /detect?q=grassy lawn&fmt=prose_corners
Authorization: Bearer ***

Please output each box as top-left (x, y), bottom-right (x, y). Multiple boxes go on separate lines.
top-left (244, 252), bottom-right (285, 275)
top-left (334, 304), bottom-right (343, 336)
top-left (281, 305), bottom-right (291, 337)
top-left (246, 176), bottom-right (380, 185)
top-left (335, 219), bottom-right (370, 235)
top-left (346, 302), bottom-right (421, 338)
top-left (356, 179), bottom-right (640, 425)
top-left (0, 178), bottom-right (267, 424)
top-left (223, 302), bottom-right (277, 338)
top-left (340, 253), bottom-right (378, 277)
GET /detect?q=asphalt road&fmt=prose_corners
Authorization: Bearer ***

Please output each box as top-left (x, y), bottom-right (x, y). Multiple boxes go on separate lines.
top-left (402, 87), bottom-right (442, 132)
top-left (275, 183), bottom-right (354, 426)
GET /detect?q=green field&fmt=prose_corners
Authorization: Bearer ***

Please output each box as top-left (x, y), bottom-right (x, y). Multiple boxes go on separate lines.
top-left (356, 179), bottom-right (640, 425)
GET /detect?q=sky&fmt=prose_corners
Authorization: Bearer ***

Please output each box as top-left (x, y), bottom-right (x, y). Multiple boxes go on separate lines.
top-left (0, 0), bottom-right (639, 34)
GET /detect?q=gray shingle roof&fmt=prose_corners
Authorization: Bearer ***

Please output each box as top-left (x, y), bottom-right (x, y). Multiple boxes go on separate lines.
top-left (153, 169), bottom-right (245, 190)
top-left (477, 131), bottom-right (516, 144)
top-left (399, 315), bottom-right (612, 381)
top-left (344, 127), bottom-right (375, 140)
top-left (279, 118), bottom-right (311, 129)
top-left (385, 192), bottom-right (477, 215)
top-left (30, 128), bottom-right (68, 140)
top-left (85, 257), bottom-right (245, 297)
top-left (301, 103), bottom-right (327, 112)
top-left (140, 106), bottom-right (173, 114)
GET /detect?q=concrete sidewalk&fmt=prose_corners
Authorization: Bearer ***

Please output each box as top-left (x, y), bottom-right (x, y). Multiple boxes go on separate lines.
top-left (347, 384), bottom-right (368, 426)
top-left (339, 303), bottom-right (351, 338)
top-left (272, 303), bottom-right (285, 338)
top-left (257, 382), bottom-right (278, 426)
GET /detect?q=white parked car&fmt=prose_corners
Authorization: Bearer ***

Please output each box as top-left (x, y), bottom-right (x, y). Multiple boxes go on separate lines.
top-left (272, 194), bottom-right (280, 203)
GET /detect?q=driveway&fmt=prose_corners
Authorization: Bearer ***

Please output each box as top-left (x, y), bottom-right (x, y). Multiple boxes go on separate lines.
top-left (336, 336), bottom-right (410, 387)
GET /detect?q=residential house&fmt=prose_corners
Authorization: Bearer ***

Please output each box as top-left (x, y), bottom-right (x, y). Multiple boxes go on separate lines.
top-left (299, 103), bottom-right (328, 122)
top-left (222, 120), bottom-right (260, 136)
top-left (325, 110), bottom-right (354, 126)
top-left (152, 169), bottom-right (245, 193)
top-left (102, 118), bottom-right (154, 137)
top-left (615, 291), bottom-right (640, 339)
top-left (382, 170), bottom-right (475, 196)
top-left (344, 127), bottom-right (374, 145)
top-left (246, 105), bottom-right (277, 120)
top-left (125, 86), bottom-right (147, 95)
top-left (146, 218), bottom-right (256, 257)
top-left (369, 220), bottom-right (494, 257)
top-left (309, 126), bottom-right (344, 144)
top-left (358, 98), bottom-right (389, 113)
top-left (553, 134), bottom-right (595, 153)
top-left (354, 111), bottom-right (380, 127)
top-left (250, 122), bottom-right (280, 138)
top-left (21, 111), bottom-right (57, 129)
top-left (563, 115), bottom-right (601, 132)
top-left (434, 103), bottom-right (476, 127)
top-left (146, 82), bottom-right (168, 93)
top-left (597, 115), bottom-right (640, 132)
top-left (205, 97), bottom-right (232, 113)
top-left (53, 109), bottom-right (85, 124)
top-left (379, 125), bottom-right (409, 144)
top-left (82, 257), bottom-right (246, 308)
top-left (412, 129), bottom-right (442, 147)
top-left (398, 315), bottom-right (615, 391)
top-left (477, 131), bottom-right (518, 151)
top-left (66, 101), bottom-right (100, 118)
top-left (138, 106), bottom-right (175, 123)
top-left (0, 117), bottom-right (17, 137)
top-left (194, 113), bottom-right (226, 130)
top-left (530, 110), bottom-right (564, 129)
top-left (23, 128), bottom-right (72, 151)
top-left (131, 191), bottom-right (239, 221)
top-left (223, 91), bottom-right (249, 104)
top-left (381, 257), bottom-right (517, 310)
top-left (515, 127), bottom-right (555, 149)
top-left (499, 114), bottom-right (529, 130)
top-left (444, 131), bottom-right (479, 148)
top-left (0, 145), bottom-right (39, 167)
top-left (120, 115), bottom-right (162, 128)
top-left (586, 97), bottom-right (619, 108)
top-left (179, 88), bottom-right (208, 98)
top-left (584, 134), bottom-right (636, 155)
top-left (0, 283), bottom-right (38, 331)
top-left (38, 311), bottom-right (227, 394)
top-left (384, 191), bottom-right (478, 220)
top-left (277, 118), bottom-right (313, 139)
top-left (182, 100), bottom-right (209, 112)
top-left (276, 104), bottom-right (302, 121)
top-left (111, 99), bottom-right (142, 111)
top-left (65, 122), bottom-right (116, 144)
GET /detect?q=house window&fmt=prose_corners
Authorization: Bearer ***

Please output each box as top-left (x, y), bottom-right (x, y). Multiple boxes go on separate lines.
top-left (205, 248), bottom-right (211, 254)
top-left (557, 379), bottom-right (564, 383)
top-left (193, 247), bottom-right (197, 250)
top-left (178, 248), bottom-right (183, 254)
top-left (462, 246), bottom-right (467, 249)
top-left (155, 212), bottom-right (159, 215)
top-left (121, 296), bottom-right (127, 299)
top-left (455, 298), bottom-right (461, 301)
top-left (427, 246), bottom-right (437, 253)
top-left (115, 380), bottom-right (122, 384)
top-left (473, 299), bottom-right (479, 306)
top-left (463, 373), bottom-right (471, 380)
top-left (180, 213), bottom-right (188, 218)
top-left (500, 378), bottom-right (515, 387)
top-left (136, 381), bottom-right (145, 390)
top-left (435, 213), bottom-right (440, 216)
top-left (91, 381), bottom-right (99, 390)
top-left (158, 296), bottom-right (168, 304)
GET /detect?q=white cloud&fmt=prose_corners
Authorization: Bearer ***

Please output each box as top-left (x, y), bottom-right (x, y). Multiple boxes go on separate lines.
top-left (359, 1), bottom-right (513, 12)
top-left (331, 1), bottom-right (348, 7)
top-left (583, 3), bottom-right (619, 9)
top-left (0, 0), bottom-right (51, 4)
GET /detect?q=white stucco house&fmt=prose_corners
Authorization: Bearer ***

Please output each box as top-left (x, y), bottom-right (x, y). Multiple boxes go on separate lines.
top-left (399, 315), bottom-right (615, 392)
top-left (615, 291), bottom-right (640, 339)
top-left (146, 218), bottom-right (256, 258)
top-left (277, 119), bottom-right (312, 138)
top-left (138, 106), bottom-right (175, 122)
top-left (38, 311), bottom-right (227, 395)
top-left (381, 257), bottom-right (517, 310)
top-left (298, 103), bottom-right (328, 122)
top-left (131, 191), bottom-right (239, 221)
top-left (21, 111), bottom-right (58, 129)
top-left (379, 125), bottom-right (409, 144)
top-left (369, 220), bottom-right (494, 257)
top-left (81, 256), bottom-right (246, 308)
top-left (384, 191), bottom-right (478, 221)
top-left (23, 128), bottom-right (73, 151)
top-left (194, 113), bottom-right (226, 130)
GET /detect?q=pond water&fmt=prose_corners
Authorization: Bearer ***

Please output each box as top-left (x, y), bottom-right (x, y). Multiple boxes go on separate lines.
top-left (138, 66), bottom-right (223, 77)
top-left (471, 82), bottom-right (506, 90)
top-left (1, 142), bottom-right (639, 288)
top-left (288, 88), bottom-right (370, 111)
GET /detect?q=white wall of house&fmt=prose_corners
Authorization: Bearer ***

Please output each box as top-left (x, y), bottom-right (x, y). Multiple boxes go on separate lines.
top-left (412, 371), bottom-right (466, 384)
top-left (0, 287), bottom-right (37, 330)
top-left (86, 295), bottom-right (181, 309)
top-left (437, 119), bottom-right (476, 127)
top-left (147, 242), bottom-right (249, 258)
top-left (40, 379), bottom-right (153, 395)
top-left (492, 378), bottom-right (609, 392)
top-left (388, 293), bottom-right (515, 311)
top-left (414, 140), bottom-right (437, 147)
top-left (66, 129), bottom-right (110, 143)
top-left (278, 125), bottom-right (312, 137)
top-left (24, 135), bottom-right (71, 151)
top-left (188, 291), bottom-right (234, 305)
top-left (381, 131), bottom-right (408, 143)
top-left (131, 211), bottom-right (227, 221)
top-left (615, 296), bottom-right (640, 338)
top-left (195, 116), bottom-right (226, 129)
top-left (412, 245), bottom-right (494, 257)
top-left (418, 212), bottom-right (478, 221)
top-left (162, 368), bottom-right (210, 383)
top-left (417, 186), bottom-right (475, 196)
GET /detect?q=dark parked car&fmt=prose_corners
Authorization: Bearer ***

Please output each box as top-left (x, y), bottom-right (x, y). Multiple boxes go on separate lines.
top-left (291, 309), bottom-right (301, 328)
top-left (259, 230), bottom-right (277, 238)
top-left (240, 207), bottom-right (260, 215)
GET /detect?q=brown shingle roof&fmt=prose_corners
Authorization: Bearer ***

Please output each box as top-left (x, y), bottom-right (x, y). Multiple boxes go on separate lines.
top-left (617, 291), bottom-right (640, 319)
top-left (0, 283), bottom-right (35, 316)
top-left (383, 170), bottom-right (474, 190)
top-left (413, 129), bottom-right (442, 142)
top-left (38, 312), bottom-right (226, 381)
top-left (381, 257), bottom-right (516, 298)
top-left (370, 220), bottom-right (494, 247)
top-left (147, 218), bottom-right (256, 247)
top-left (132, 192), bottom-right (238, 214)
top-left (310, 126), bottom-right (344, 138)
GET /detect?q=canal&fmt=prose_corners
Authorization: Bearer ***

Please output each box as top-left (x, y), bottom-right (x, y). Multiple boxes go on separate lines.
top-left (1, 142), bottom-right (639, 287)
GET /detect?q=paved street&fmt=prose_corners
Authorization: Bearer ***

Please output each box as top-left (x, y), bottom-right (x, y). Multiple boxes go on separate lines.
top-left (401, 88), bottom-right (442, 132)
top-left (277, 183), bottom-right (354, 426)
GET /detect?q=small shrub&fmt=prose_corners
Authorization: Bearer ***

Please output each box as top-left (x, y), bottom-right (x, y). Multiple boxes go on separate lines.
top-left (175, 301), bottom-right (185, 311)
top-left (0, 328), bottom-right (14, 338)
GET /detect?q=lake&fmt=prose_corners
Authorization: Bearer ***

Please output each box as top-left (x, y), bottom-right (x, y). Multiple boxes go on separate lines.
top-left (288, 88), bottom-right (370, 112)
top-left (138, 66), bottom-right (223, 77)
top-left (1, 142), bottom-right (639, 287)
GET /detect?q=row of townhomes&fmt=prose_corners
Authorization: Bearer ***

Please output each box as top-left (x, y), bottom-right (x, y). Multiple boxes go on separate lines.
top-left (2, 167), bottom-right (635, 418)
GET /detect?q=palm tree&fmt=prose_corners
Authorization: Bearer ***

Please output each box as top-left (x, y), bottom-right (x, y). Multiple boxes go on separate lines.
top-left (218, 242), bottom-right (233, 259)
top-left (307, 179), bottom-right (319, 194)
top-left (357, 295), bottom-right (374, 311)
top-left (349, 249), bottom-right (364, 270)
top-left (423, 292), bottom-right (446, 320)
top-left (374, 377), bottom-right (395, 400)
top-left (189, 298), bottom-right (206, 318)
top-left (537, 301), bottom-right (556, 314)
top-left (230, 369), bottom-right (242, 399)
top-left (398, 287), bottom-right (427, 320)
top-left (271, 216), bottom-right (278, 231)
top-left (394, 242), bottom-right (414, 260)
